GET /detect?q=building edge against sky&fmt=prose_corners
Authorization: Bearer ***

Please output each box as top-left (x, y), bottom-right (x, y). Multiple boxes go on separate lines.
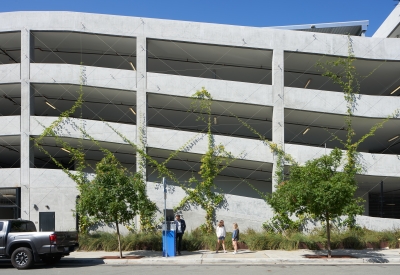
top-left (0, 3), bottom-right (400, 232)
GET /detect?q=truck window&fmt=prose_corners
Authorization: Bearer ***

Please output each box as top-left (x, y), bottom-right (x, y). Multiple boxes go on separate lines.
top-left (10, 221), bottom-right (37, 232)
top-left (0, 222), bottom-right (3, 231)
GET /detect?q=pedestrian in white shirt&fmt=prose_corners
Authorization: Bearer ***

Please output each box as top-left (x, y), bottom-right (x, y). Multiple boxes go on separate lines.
top-left (215, 220), bottom-right (227, 253)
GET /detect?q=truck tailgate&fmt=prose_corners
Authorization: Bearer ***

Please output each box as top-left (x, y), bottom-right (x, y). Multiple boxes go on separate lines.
top-left (55, 231), bottom-right (78, 246)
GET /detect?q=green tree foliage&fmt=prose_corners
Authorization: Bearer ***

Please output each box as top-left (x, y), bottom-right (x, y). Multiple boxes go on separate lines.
top-left (33, 67), bottom-right (158, 234)
top-left (77, 152), bottom-right (146, 258)
top-left (268, 148), bottom-right (363, 257)
top-left (234, 38), bottom-right (399, 251)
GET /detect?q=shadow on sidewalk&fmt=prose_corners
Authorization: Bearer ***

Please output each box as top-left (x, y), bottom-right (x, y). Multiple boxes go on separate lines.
top-left (307, 249), bottom-right (391, 263)
top-left (0, 258), bottom-right (105, 269)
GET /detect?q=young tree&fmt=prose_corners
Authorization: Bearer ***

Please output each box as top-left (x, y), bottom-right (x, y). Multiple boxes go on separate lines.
top-left (76, 152), bottom-right (141, 258)
top-left (267, 148), bottom-right (363, 257)
top-left (33, 69), bottom-right (158, 233)
top-left (234, 38), bottom-right (398, 252)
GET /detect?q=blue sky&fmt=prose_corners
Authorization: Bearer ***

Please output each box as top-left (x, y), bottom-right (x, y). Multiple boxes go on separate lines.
top-left (2, 0), bottom-right (398, 36)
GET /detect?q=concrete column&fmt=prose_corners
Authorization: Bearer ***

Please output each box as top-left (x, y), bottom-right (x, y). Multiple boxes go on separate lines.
top-left (135, 36), bottom-right (147, 230)
top-left (20, 28), bottom-right (35, 219)
top-left (271, 49), bottom-right (284, 192)
top-left (136, 36), bottom-right (147, 180)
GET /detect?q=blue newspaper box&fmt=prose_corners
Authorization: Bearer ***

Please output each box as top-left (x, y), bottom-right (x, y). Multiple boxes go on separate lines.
top-left (162, 222), bottom-right (176, 257)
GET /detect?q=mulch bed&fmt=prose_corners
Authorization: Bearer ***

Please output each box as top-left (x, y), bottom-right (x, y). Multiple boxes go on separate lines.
top-left (304, 255), bottom-right (356, 259)
top-left (102, 256), bottom-right (145, 259)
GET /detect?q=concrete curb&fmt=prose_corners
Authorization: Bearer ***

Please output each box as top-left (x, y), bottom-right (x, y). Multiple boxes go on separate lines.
top-left (59, 257), bottom-right (400, 265)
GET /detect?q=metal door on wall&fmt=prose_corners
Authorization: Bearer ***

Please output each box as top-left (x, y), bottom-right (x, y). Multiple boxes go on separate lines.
top-left (39, 212), bottom-right (55, 232)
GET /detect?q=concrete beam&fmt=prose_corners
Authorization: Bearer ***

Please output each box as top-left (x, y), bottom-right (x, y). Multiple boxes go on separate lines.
top-left (0, 168), bottom-right (21, 188)
top-left (0, 64), bottom-right (21, 84)
top-left (147, 73), bottom-right (273, 106)
top-left (0, 12), bottom-right (399, 60)
top-left (0, 116), bottom-right (20, 135)
top-left (30, 116), bottom-right (137, 144)
top-left (30, 63), bottom-right (136, 91)
top-left (285, 143), bottom-right (400, 177)
top-left (147, 127), bottom-right (273, 164)
top-left (285, 87), bottom-right (400, 118)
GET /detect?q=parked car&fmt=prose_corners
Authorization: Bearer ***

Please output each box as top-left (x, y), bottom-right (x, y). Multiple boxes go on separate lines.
top-left (0, 219), bottom-right (79, 269)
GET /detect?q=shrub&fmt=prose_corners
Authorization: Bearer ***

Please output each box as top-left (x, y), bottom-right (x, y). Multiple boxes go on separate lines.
top-left (78, 227), bottom-right (400, 252)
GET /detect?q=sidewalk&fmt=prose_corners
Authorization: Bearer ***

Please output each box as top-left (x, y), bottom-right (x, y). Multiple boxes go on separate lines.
top-left (62, 249), bottom-right (400, 265)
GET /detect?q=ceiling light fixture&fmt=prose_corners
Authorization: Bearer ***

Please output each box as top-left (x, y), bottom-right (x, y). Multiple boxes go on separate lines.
top-left (390, 85), bottom-right (400, 95)
top-left (129, 107), bottom-right (136, 115)
top-left (45, 101), bottom-right (56, 109)
top-left (388, 135), bottom-right (399, 142)
top-left (387, 204), bottom-right (396, 206)
top-left (129, 62), bottom-right (136, 71)
top-left (304, 79), bottom-right (312, 89)
top-left (303, 128), bottom-right (310, 135)
top-left (61, 148), bottom-right (71, 153)
top-left (214, 117), bottom-right (217, 125)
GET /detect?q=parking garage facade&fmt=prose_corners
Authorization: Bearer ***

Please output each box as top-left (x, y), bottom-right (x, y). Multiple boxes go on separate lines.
top-left (0, 7), bottom-right (400, 231)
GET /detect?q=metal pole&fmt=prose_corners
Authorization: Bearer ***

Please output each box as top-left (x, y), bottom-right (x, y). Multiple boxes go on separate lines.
top-left (163, 177), bottom-right (167, 257)
top-left (380, 180), bottom-right (384, 218)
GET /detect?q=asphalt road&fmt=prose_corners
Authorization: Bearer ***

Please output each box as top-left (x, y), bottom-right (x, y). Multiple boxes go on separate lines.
top-left (1, 261), bottom-right (400, 275)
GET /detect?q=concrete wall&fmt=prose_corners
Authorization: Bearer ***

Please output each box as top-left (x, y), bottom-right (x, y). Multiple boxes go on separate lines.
top-left (373, 3), bottom-right (400, 38)
top-left (29, 168), bottom-right (78, 231)
top-left (0, 116), bottom-right (20, 135)
top-left (0, 168), bottom-right (20, 188)
top-left (0, 64), bottom-right (20, 84)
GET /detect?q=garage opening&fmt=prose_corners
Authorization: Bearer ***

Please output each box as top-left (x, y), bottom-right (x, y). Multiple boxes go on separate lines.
top-left (0, 188), bottom-right (21, 219)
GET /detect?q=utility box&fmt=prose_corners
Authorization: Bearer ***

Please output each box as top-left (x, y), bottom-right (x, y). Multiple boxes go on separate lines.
top-left (162, 221), bottom-right (176, 257)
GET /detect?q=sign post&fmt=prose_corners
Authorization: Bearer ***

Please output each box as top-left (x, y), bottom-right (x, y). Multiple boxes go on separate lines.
top-left (162, 177), bottom-right (167, 257)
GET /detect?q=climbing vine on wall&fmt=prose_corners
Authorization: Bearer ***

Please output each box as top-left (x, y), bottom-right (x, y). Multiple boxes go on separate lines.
top-left (172, 88), bottom-right (235, 233)
top-left (32, 65), bottom-right (158, 233)
top-left (234, 36), bottom-right (399, 232)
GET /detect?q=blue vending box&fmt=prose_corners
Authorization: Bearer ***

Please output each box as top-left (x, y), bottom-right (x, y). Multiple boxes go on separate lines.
top-left (162, 222), bottom-right (176, 257)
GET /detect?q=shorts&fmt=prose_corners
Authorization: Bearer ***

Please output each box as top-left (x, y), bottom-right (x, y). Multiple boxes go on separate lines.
top-left (218, 236), bottom-right (225, 240)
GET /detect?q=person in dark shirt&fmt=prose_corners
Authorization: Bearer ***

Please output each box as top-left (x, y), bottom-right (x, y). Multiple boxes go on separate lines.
top-left (174, 214), bottom-right (186, 255)
top-left (232, 223), bottom-right (239, 254)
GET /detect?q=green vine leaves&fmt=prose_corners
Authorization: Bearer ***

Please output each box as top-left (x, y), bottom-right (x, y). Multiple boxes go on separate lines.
top-left (317, 36), bottom-right (399, 177)
top-left (173, 88), bottom-right (236, 233)
top-left (32, 66), bottom-right (157, 232)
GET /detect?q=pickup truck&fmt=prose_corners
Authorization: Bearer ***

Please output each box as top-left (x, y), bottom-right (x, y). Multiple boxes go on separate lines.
top-left (0, 219), bottom-right (79, 269)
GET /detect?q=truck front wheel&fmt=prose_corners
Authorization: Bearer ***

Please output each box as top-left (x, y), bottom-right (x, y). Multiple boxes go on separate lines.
top-left (11, 247), bottom-right (34, 269)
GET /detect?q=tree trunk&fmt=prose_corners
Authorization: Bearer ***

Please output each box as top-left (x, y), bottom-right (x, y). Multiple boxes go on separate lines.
top-left (205, 205), bottom-right (214, 233)
top-left (116, 221), bottom-right (122, 259)
top-left (326, 213), bottom-right (331, 258)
